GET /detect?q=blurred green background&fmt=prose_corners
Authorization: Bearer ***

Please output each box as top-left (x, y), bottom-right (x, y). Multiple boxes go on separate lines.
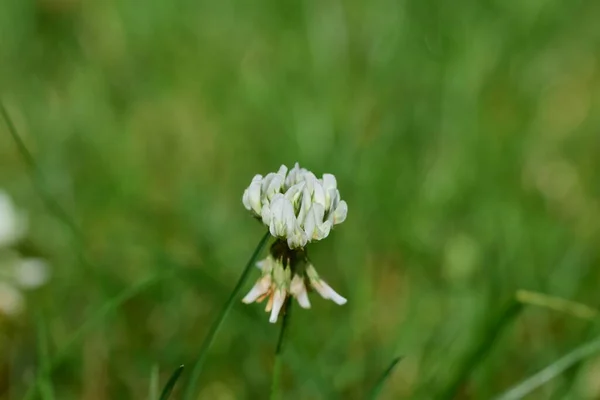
top-left (1, 0), bottom-right (600, 398)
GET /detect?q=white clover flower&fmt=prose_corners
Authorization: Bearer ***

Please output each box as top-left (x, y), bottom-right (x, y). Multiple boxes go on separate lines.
top-left (242, 163), bottom-right (347, 250)
top-left (0, 190), bottom-right (28, 248)
top-left (242, 163), bottom-right (347, 323)
top-left (0, 190), bottom-right (51, 317)
top-left (0, 255), bottom-right (51, 317)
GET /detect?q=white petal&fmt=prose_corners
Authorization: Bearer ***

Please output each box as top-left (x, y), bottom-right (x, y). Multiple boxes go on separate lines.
top-left (285, 163), bottom-right (304, 188)
top-left (242, 189), bottom-right (251, 210)
top-left (268, 195), bottom-right (286, 237)
top-left (242, 276), bottom-right (271, 303)
top-left (287, 227), bottom-right (308, 249)
top-left (269, 289), bottom-right (286, 323)
top-left (312, 280), bottom-right (347, 305)
top-left (312, 181), bottom-right (326, 208)
top-left (297, 188), bottom-right (312, 224)
top-left (242, 175), bottom-right (263, 214)
top-left (304, 172), bottom-right (317, 193)
top-left (277, 165), bottom-right (289, 176)
top-left (282, 199), bottom-right (296, 237)
top-left (266, 175), bottom-right (284, 200)
top-left (322, 174), bottom-right (337, 191)
top-left (260, 173), bottom-right (275, 200)
top-left (315, 220), bottom-right (332, 240)
top-left (332, 200), bottom-right (348, 225)
top-left (303, 206), bottom-right (316, 239)
top-left (284, 182), bottom-right (306, 210)
top-left (263, 165), bottom-right (287, 200)
top-left (295, 289), bottom-right (311, 309)
top-left (248, 184), bottom-right (263, 215)
top-left (261, 202), bottom-right (272, 225)
top-left (290, 275), bottom-right (311, 309)
top-left (324, 187), bottom-right (338, 212)
top-left (303, 203), bottom-right (326, 240)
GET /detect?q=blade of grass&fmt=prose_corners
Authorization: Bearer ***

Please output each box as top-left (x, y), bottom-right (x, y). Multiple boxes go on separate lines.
top-left (35, 314), bottom-right (55, 400)
top-left (24, 274), bottom-right (161, 400)
top-left (1, 101), bottom-right (114, 292)
top-left (516, 290), bottom-right (599, 321)
top-left (160, 365), bottom-right (185, 400)
top-left (439, 299), bottom-right (524, 399)
top-left (513, 290), bottom-right (600, 399)
top-left (1, 101), bottom-right (82, 237)
top-left (550, 319), bottom-right (600, 399)
top-left (149, 365), bottom-right (159, 400)
top-left (494, 335), bottom-right (600, 400)
top-left (368, 356), bottom-right (403, 400)
top-left (182, 230), bottom-right (271, 400)
top-left (270, 299), bottom-right (292, 400)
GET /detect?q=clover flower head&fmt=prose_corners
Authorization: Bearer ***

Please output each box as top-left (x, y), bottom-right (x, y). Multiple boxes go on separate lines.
top-left (242, 163), bottom-right (347, 249)
top-left (242, 164), bottom-right (347, 323)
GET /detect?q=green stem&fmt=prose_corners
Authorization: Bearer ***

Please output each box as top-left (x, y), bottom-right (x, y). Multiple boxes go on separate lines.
top-left (270, 299), bottom-right (292, 400)
top-left (182, 231), bottom-right (271, 400)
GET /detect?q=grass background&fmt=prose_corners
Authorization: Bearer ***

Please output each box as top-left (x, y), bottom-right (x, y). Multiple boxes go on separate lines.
top-left (1, 0), bottom-right (600, 398)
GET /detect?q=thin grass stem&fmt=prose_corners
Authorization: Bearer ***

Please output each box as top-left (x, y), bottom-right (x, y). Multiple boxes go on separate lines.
top-left (160, 365), bottom-right (185, 400)
top-left (182, 231), bottom-right (271, 400)
top-left (368, 356), bottom-right (403, 400)
top-left (494, 335), bottom-right (600, 400)
top-left (270, 298), bottom-right (292, 400)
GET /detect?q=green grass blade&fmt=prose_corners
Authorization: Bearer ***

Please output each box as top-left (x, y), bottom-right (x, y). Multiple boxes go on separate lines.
top-left (368, 356), bottom-right (403, 400)
top-left (160, 365), bottom-right (185, 400)
top-left (35, 314), bottom-right (55, 400)
top-left (439, 299), bottom-right (524, 399)
top-left (494, 335), bottom-right (600, 400)
top-left (1, 101), bottom-right (82, 237)
top-left (182, 231), bottom-right (271, 400)
top-left (516, 290), bottom-right (599, 321)
top-left (149, 365), bottom-right (159, 400)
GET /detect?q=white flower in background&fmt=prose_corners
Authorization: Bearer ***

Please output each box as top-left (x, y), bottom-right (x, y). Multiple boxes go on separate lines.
top-left (0, 190), bottom-right (28, 248)
top-left (0, 282), bottom-right (24, 316)
top-left (242, 163), bottom-right (347, 323)
top-left (12, 258), bottom-right (50, 289)
top-left (0, 189), bottom-right (50, 317)
top-left (0, 257), bottom-right (50, 316)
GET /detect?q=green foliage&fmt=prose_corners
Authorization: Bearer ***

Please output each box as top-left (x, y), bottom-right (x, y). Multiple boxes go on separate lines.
top-left (1, 0), bottom-right (600, 398)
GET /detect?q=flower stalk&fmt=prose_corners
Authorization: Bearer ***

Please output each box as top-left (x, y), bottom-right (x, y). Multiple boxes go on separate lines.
top-left (270, 298), bottom-right (292, 400)
top-left (183, 231), bottom-right (271, 400)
